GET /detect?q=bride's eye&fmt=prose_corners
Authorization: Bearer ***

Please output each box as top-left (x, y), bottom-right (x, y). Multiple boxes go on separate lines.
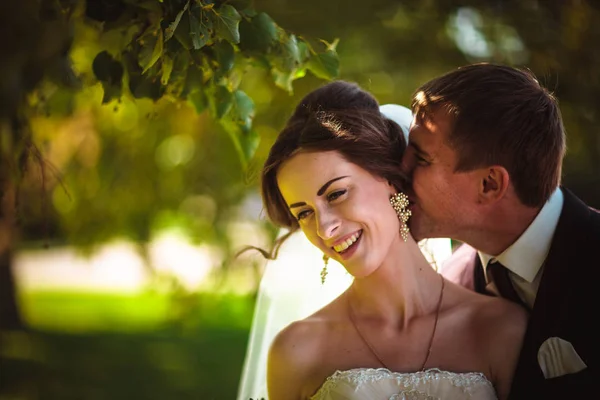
top-left (327, 190), bottom-right (347, 202)
top-left (296, 209), bottom-right (312, 221)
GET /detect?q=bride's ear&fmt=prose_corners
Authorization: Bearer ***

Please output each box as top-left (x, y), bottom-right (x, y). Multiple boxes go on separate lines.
top-left (478, 166), bottom-right (510, 204)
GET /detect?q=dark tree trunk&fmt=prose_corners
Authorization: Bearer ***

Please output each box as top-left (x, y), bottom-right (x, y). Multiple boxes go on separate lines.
top-left (0, 250), bottom-right (22, 330)
top-left (0, 122), bottom-right (25, 331)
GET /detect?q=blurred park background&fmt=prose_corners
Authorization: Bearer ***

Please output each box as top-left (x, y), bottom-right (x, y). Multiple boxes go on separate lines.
top-left (1, 0), bottom-right (599, 399)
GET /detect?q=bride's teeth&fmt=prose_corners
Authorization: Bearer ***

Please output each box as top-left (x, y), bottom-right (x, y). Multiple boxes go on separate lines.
top-left (333, 231), bottom-right (362, 253)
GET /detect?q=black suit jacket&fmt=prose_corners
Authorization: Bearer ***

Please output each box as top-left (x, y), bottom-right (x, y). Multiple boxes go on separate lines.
top-left (441, 188), bottom-right (600, 399)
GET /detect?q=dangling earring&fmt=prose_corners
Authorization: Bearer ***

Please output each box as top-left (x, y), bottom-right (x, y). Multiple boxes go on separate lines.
top-left (321, 255), bottom-right (329, 284)
top-left (390, 192), bottom-right (412, 242)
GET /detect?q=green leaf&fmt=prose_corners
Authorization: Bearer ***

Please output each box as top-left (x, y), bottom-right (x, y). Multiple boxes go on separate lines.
top-left (306, 49), bottom-right (340, 80)
top-left (138, 28), bottom-right (164, 73)
top-left (222, 122), bottom-right (260, 170)
top-left (280, 34), bottom-right (300, 71)
top-left (297, 38), bottom-right (311, 62)
top-left (213, 40), bottom-right (235, 78)
top-left (238, 12), bottom-right (277, 52)
top-left (210, 84), bottom-right (233, 119)
top-left (271, 68), bottom-right (294, 93)
top-left (189, 10), bottom-right (210, 50)
top-left (239, 127), bottom-right (260, 165)
top-left (174, 10), bottom-right (193, 50)
top-left (161, 55), bottom-right (174, 85)
top-left (272, 67), bottom-right (307, 93)
top-left (165, 1), bottom-right (189, 42)
top-left (231, 90), bottom-right (255, 132)
top-left (213, 4), bottom-right (241, 44)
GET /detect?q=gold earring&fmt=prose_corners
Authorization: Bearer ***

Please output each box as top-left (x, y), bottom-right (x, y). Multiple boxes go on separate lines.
top-left (321, 255), bottom-right (329, 284)
top-left (390, 192), bottom-right (411, 242)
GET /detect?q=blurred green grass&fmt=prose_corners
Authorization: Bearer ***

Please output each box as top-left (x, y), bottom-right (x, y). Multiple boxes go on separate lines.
top-left (1, 290), bottom-right (256, 399)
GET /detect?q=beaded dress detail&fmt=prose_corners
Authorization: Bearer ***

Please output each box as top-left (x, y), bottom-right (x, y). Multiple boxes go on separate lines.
top-left (310, 367), bottom-right (497, 400)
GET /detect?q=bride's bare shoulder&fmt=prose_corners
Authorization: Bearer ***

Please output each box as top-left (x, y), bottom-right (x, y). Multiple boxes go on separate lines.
top-left (271, 294), bottom-right (347, 355)
top-left (267, 296), bottom-right (347, 399)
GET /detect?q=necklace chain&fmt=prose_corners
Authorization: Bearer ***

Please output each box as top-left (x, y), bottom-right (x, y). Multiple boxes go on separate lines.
top-left (347, 273), bottom-right (445, 372)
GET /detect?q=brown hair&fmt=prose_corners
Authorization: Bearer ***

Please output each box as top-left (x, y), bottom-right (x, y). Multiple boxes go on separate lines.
top-left (411, 63), bottom-right (565, 207)
top-left (259, 81), bottom-right (407, 257)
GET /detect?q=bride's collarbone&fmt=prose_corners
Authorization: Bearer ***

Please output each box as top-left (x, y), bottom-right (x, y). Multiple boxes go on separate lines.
top-left (305, 316), bottom-right (489, 380)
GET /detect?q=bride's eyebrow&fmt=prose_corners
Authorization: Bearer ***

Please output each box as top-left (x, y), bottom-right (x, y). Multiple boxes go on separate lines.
top-left (289, 175), bottom-right (349, 208)
top-left (316, 176), bottom-right (348, 196)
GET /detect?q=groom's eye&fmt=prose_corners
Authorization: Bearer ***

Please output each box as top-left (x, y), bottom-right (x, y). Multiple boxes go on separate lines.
top-left (415, 154), bottom-right (430, 165)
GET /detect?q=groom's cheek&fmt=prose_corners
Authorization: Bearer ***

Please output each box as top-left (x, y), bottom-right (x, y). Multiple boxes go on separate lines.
top-left (400, 152), bottom-right (416, 177)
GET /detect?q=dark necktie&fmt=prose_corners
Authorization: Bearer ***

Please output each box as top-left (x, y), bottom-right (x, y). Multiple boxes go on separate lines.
top-left (486, 261), bottom-right (526, 307)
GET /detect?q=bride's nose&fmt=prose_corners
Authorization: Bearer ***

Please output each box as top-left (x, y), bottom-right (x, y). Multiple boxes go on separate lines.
top-left (316, 209), bottom-right (340, 240)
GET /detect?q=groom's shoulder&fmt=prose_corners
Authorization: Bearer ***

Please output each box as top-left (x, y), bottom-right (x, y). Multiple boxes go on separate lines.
top-left (439, 243), bottom-right (478, 291)
top-left (560, 187), bottom-right (600, 234)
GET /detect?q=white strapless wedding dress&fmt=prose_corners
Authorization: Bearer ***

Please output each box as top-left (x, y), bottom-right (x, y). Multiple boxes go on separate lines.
top-left (311, 368), bottom-right (497, 400)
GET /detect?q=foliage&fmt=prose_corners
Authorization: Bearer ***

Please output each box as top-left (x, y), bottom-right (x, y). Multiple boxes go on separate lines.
top-left (85, 0), bottom-right (339, 167)
top-left (4, 0), bottom-right (339, 275)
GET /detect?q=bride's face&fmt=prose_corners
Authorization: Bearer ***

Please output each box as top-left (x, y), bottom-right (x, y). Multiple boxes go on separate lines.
top-left (276, 150), bottom-right (402, 278)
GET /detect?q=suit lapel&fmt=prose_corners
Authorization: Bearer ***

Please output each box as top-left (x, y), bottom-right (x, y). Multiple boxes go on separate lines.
top-left (510, 188), bottom-right (591, 396)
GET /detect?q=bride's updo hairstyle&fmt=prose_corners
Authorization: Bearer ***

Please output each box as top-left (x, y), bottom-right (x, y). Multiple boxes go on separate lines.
top-left (262, 81), bottom-right (408, 238)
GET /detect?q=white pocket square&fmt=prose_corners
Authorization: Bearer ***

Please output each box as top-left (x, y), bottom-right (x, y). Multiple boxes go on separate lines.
top-left (537, 337), bottom-right (587, 379)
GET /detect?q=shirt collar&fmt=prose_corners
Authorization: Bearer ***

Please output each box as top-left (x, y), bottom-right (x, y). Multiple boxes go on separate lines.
top-left (478, 188), bottom-right (564, 282)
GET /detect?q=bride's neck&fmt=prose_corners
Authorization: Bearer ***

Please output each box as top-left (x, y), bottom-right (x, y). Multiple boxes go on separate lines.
top-left (348, 238), bottom-right (442, 326)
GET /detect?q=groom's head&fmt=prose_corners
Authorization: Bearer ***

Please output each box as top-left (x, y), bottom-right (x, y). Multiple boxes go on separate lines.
top-left (402, 63), bottom-right (565, 243)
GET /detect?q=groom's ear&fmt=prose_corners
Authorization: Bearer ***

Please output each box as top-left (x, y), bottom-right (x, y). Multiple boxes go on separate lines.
top-left (478, 166), bottom-right (510, 204)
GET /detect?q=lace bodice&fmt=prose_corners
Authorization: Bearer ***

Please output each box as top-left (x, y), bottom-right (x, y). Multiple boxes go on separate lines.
top-left (310, 368), bottom-right (497, 400)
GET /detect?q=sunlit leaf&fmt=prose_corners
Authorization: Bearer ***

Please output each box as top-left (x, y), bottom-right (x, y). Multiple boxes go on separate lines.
top-left (165, 1), bottom-right (189, 42)
top-left (271, 68), bottom-right (294, 93)
top-left (306, 49), bottom-right (339, 80)
top-left (213, 4), bottom-right (241, 44)
top-left (272, 67), bottom-right (307, 93)
top-left (239, 12), bottom-right (277, 52)
top-left (161, 55), bottom-right (174, 85)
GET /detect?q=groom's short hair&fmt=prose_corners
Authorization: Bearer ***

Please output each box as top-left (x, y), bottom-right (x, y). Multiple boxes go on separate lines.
top-left (411, 63), bottom-right (565, 208)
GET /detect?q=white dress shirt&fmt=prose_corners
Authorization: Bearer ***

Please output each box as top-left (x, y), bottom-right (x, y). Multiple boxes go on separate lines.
top-left (478, 188), bottom-right (564, 308)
